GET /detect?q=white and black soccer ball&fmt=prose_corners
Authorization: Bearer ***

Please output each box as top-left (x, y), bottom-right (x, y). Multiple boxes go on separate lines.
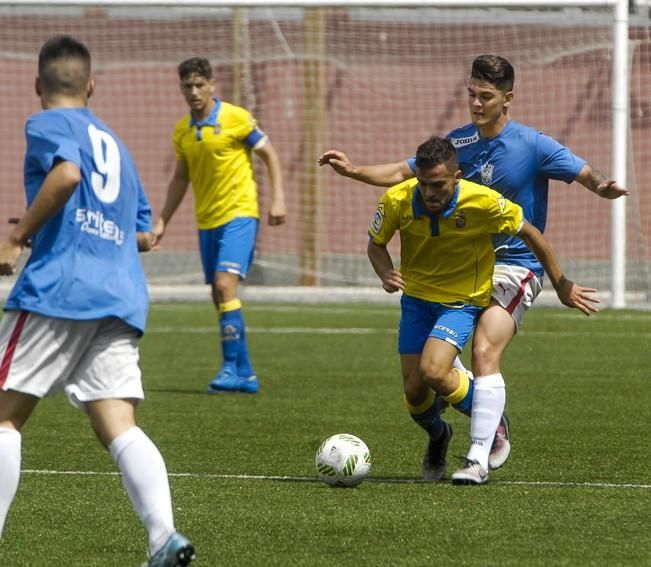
top-left (315, 433), bottom-right (371, 487)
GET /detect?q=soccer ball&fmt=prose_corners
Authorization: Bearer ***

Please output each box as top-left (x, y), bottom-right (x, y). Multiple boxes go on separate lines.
top-left (315, 433), bottom-right (371, 487)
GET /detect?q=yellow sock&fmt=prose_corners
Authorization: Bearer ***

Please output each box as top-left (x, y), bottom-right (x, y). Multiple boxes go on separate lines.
top-left (404, 390), bottom-right (435, 415)
top-left (442, 368), bottom-right (470, 405)
top-left (219, 298), bottom-right (242, 313)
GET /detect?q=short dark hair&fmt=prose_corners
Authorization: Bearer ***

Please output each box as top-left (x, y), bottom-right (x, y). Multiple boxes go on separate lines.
top-left (470, 54), bottom-right (514, 92)
top-left (38, 35), bottom-right (91, 95)
top-left (178, 57), bottom-right (213, 80)
top-left (414, 136), bottom-right (457, 171)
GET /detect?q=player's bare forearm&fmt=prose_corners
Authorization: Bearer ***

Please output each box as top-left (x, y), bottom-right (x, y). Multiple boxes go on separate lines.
top-left (13, 161), bottom-right (80, 245)
top-left (255, 142), bottom-right (287, 226)
top-left (367, 239), bottom-right (404, 293)
top-left (575, 164), bottom-right (631, 200)
top-left (319, 150), bottom-right (411, 187)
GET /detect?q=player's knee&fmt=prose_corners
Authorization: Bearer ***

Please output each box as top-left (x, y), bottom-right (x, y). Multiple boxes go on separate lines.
top-left (214, 274), bottom-right (239, 303)
top-left (419, 361), bottom-right (448, 393)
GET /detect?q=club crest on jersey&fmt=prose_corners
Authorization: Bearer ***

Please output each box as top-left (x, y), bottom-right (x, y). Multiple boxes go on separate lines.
top-left (371, 203), bottom-right (384, 233)
top-left (480, 162), bottom-right (494, 185)
top-left (497, 195), bottom-right (506, 214)
top-left (455, 211), bottom-right (466, 229)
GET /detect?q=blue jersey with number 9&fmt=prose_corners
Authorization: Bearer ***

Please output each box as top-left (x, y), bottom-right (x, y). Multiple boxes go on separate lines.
top-left (5, 108), bottom-right (151, 333)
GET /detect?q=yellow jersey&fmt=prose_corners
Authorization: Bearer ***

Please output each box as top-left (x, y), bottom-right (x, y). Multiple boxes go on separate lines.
top-left (369, 178), bottom-right (524, 306)
top-left (173, 99), bottom-right (267, 229)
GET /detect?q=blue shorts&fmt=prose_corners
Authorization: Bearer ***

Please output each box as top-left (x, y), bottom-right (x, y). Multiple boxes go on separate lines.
top-left (398, 294), bottom-right (484, 354)
top-left (198, 217), bottom-right (259, 284)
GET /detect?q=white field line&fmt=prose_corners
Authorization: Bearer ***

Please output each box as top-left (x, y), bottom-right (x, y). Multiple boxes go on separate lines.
top-left (146, 326), bottom-right (650, 339)
top-left (21, 469), bottom-right (651, 490)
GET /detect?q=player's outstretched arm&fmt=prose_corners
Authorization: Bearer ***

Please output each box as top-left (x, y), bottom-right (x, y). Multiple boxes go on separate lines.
top-left (152, 160), bottom-right (190, 248)
top-left (575, 164), bottom-right (631, 200)
top-left (517, 221), bottom-right (599, 316)
top-left (0, 161), bottom-right (80, 275)
top-left (318, 149), bottom-right (412, 187)
top-left (254, 141), bottom-right (287, 226)
top-left (367, 239), bottom-right (405, 293)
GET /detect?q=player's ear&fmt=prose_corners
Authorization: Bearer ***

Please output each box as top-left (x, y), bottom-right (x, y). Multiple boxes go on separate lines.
top-left (34, 76), bottom-right (41, 97)
top-left (87, 78), bottom-right (95, 99)
top-left (454, 168), bottom-right (463, 182)
top-left (503, 90), bottom-right (513, 108)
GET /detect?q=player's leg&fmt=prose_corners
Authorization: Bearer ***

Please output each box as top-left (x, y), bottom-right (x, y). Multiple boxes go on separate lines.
top-left (398, 296), bottom-right (452, 481)
top-left (0, 310), bottom-right (64, 538)
top-left (420, 304), bottom-right (479, 416)
top-left (204, 218), bottom-right (259, 394)
top-left (472, 265), bottom-right (542, 471)
top-left (73, 318), bottom-right (194, 564)
top-left (450, 306), bottom-right (511, 484)
top-left (0, 390), bottom-right (38, 539)
top-left (88, 399), bottom-right (188, 560)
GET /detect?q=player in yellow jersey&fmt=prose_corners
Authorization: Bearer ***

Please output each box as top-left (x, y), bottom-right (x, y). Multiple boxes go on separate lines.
top-left (152, 57), bottom-right (287, 394)
top-left (368, 136), bottom-right (598, 484)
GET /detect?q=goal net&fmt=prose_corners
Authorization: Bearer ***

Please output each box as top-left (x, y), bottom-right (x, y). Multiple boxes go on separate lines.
top-left (0, 2), bottom-right (649, 305)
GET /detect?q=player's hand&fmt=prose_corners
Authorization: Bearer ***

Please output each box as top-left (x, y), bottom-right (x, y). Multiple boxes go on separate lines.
top-left (555, 277), bottom-right (600, 315)
top-left (151, 218), bottom-right (166, 249)
top-left (318, 150), bottom-right (355, 177)
top-left (268, 198), bottom-right (287, 226)
top-left (0, 239), bottom-right (23, 276)
top-left (595, 180), bottom-right (630, 199)
top-left (8, 217), bottom-right (31, 248)
top-left (380, 269), bottom-right (405, 294)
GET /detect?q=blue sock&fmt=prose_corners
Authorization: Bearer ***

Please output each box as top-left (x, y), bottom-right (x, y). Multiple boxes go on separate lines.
top-left (219, 308), bottom-right (243, 372)
top-left (405, 392), bottom-right (444, 440)
top-left (236, 319), bottom-right (254, 378)
top-left (452, 373), bottom-right (475, 417)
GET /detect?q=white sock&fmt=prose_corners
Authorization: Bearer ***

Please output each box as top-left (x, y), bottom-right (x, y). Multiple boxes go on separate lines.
top-left (109, 427), bottom-right (175, 554)
top-left (0, 427), bottom-right (21, 539)
top-left (466, 373), bottom-right (506, 470)
top-left (453, 356), bottom-right (468, 374)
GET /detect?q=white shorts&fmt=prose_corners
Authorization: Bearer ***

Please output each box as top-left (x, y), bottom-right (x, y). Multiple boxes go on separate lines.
top-left (0, 311), bottom-right (144, 410)
top-left (491, 264), bottom-right (543, 330)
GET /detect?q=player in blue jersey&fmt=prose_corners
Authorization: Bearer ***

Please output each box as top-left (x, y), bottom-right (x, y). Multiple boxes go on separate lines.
top-left (152, 57), bottom-right (287, 395)
top-left (320, 54), bottom-right (629, 472)
top-left (0, 36), bottom-right (195, 566)
top-left (368, 136), bottom-right (598, 484)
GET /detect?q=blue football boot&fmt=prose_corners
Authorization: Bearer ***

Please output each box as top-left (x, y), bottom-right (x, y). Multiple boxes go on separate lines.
top-left (141, 532), bottom-right (195, 567)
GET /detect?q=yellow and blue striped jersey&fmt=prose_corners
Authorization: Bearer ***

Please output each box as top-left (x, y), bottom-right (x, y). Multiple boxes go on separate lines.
top-left (369, 178), bottom-right (524, 306)
top-left (173, 99), bottom-right (268, 229)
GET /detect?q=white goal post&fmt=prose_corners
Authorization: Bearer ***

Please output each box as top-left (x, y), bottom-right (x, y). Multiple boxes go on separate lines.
top-left (0, 0), bottom-right (646, 308)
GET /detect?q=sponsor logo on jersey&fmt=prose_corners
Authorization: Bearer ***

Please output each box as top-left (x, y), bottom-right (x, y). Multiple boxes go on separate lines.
top-left (75, 208), bottom-right (125, 246)
top-left (371, 203), bottom-right (384, 233)
top-left (481, 162), bottom-right (494, 185)
top-left (450, 132), bottom-right (479, 147)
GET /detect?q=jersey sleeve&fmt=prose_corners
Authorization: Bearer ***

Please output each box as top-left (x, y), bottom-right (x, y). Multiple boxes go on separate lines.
top-left (535, 132), bottom-right (586, 183)
top-left (406, 156), bottom-right (416, 173)
top-left (25, 113), bottom-right (81, 172)
top-left (172, 119), bottom-right (187, 162)
top-left (482, 191), bottom-right (524, 236)
top-left (234, 107), bottom-right (268, 150)
top-left (368, 190), bottom-right (399, 246)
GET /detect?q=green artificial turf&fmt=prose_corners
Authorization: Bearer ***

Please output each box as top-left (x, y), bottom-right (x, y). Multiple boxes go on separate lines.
top-left (1, 303), bottom-right (648, 566)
